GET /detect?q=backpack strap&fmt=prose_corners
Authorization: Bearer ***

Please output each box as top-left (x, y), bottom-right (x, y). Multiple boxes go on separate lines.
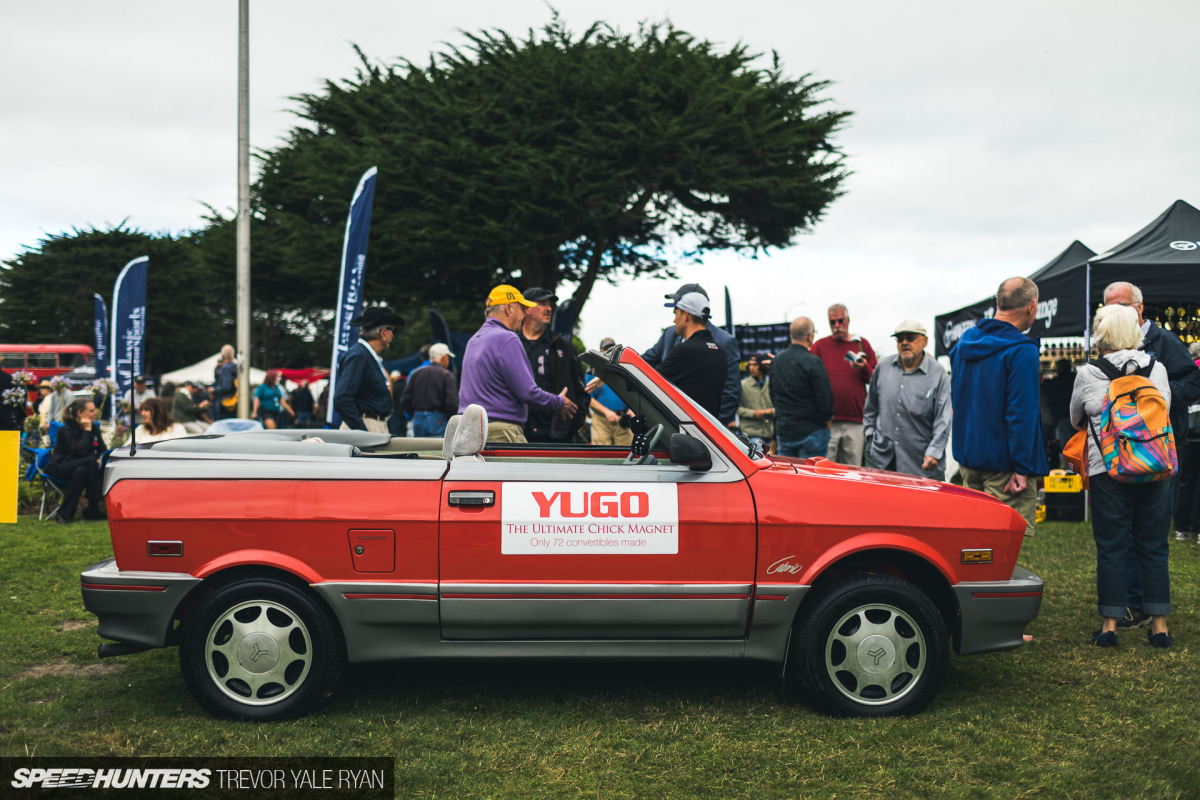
top-left (1090, 356), bottom-right (1155, 380)
top-left (1090, 358), bottom-right (1122, 381)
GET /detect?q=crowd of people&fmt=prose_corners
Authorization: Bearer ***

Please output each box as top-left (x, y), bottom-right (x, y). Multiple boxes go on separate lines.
top-left (9, 273), bottom-right (1199, 647)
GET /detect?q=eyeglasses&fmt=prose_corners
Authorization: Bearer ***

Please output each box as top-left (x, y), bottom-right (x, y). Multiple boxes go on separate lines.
top-left (382, 326), bottom-right (396, 333)
top-left (895, 333), bottom-right (922, 343)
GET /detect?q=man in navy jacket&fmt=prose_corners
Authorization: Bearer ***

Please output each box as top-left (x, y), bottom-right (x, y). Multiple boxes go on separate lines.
top-left (951, 277), bottom-right (1049, 536)
top-left (643, 283), bottom-right (741, 426)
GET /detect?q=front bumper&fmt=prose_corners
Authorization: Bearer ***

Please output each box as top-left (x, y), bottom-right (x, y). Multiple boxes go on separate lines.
top-left (952, 565), bottom-right (1044, 655)
top-left (81, 557), bottom-right (202, 649)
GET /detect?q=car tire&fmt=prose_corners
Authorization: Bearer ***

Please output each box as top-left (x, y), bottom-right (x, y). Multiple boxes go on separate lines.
top-left (792, 574), bottom-right (948, 717)
top-left (179, 578), bottom-right (344, 720)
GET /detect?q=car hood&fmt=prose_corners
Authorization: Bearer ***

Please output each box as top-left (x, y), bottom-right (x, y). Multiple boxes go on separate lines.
top-left (761, 454), bottom-right (1019, 515)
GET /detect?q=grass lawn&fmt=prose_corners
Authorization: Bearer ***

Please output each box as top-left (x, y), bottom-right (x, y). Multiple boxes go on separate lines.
top-left (1, 515), bottom-right (1198, 799)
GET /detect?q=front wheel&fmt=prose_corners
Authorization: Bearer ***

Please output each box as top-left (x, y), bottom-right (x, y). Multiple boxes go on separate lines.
top-left (791, 574), bottom-right (948, 717)
top-left (179, 578), bottom-right (344, 720)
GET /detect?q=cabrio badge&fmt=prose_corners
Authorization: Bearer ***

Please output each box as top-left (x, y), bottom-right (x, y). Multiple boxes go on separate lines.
top-left (766, 556), bottom-right (803, 576)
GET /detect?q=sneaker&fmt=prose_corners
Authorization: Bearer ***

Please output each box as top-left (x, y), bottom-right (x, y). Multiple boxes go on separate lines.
top-left (1115, 608), bottom-right (1151, 630)
top-left (1148, 630), bottom-right (1172, 648)
top-left (1175, 530), bottom-right (1191, 541)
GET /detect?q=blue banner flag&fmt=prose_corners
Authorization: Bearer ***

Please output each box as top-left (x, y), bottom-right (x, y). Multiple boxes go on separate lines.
top-left (111, 256), bottom-right (148, 415)
top-left (93, 293), bottom-right (109, 381)
top-left (326, 166), bottom-right (378, 426)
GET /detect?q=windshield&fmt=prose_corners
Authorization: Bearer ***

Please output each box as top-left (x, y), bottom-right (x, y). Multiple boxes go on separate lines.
top-left (583, 350), bottom-right (753, 459)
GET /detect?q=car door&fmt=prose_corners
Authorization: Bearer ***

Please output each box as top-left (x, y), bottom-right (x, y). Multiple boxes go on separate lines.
top-left (438, 449), bottom-right (756, 640)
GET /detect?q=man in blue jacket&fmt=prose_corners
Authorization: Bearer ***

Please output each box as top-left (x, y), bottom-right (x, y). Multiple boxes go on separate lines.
top-left (643, 283), bottom-right (741, 427)
top-left (951, 277), bottom-right (1049, 536)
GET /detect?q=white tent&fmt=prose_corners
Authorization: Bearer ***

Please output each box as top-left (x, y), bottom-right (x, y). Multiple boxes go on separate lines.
top-left (159, 353), bottom-right (267, 386)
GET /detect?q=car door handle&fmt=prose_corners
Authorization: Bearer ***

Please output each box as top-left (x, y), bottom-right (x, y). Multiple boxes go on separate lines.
top-left (448, 490), bottom-right (495, 507)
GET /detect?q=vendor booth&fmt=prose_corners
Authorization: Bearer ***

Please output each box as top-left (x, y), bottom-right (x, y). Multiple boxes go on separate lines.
top-left (934, 199), bottom-right (1200, 357)
top-left (936, 200), bottom-right (1200, 357)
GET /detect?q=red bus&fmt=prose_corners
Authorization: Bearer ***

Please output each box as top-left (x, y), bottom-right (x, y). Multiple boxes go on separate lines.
top-left (0, 344), bottom-right (94, 381)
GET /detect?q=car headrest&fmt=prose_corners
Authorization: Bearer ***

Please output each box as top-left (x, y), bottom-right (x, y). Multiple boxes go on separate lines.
top-left (452, 404), bottom-right (488, 459)
top-left (441, 415), bottom-right (462, 460)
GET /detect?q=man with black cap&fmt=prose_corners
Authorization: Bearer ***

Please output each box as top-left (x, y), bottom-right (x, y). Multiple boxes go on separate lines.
top-left (519, 287), bottom-right (588, 442)
top-left (459, 285), bottom-right (578, 443)
top-left (738, 352), bottom-right (775, 452)
top-left (334, 305), bottom-right (404, 432)
top-left (657, 292), bottom-right (726, 418)
top-left (644, 283), bottom-right (741, 426)
top-left (862, 320), bottom-right (951, 480)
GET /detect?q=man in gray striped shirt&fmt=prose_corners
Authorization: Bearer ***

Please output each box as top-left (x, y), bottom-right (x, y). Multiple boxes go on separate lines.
top-left (862, 320), bottom-right (952, 480)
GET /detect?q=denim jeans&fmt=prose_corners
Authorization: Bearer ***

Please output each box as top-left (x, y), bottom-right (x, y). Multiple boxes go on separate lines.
top-left (413, 410), bottom-right (449, 437)
top-left (1089, 473), bottom-right (1172, 618)
top-left (777, 428), bottom-right (831, 459)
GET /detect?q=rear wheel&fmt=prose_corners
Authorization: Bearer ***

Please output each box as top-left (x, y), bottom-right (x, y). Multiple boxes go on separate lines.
top-left (179, 578), bottom-right (343, 720)
top-left (792, 574), bottom-right (948, 716)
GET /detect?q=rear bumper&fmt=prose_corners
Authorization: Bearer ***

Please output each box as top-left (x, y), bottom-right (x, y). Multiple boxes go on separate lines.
top-left (80, 557), bottom-right (201, 648)
top-left (953, 565), bottom-right (1044, 655)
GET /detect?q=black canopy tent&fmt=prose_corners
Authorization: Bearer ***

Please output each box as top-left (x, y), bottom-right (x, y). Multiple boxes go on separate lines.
top-left (1086, 198), bottom-right (1200, 308)
top-left (934, 199), bottom-right (1200, 357)
top-left (934, 240), bottom-right (1096, 357)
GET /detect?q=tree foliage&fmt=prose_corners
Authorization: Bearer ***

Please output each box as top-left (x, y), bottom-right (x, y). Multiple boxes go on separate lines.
top-left (0, 226), bottom-right (235, 373)
top-left (254, 16), bottom-right (850, 312)
top-left (0, 16), bottom-right (850, 371)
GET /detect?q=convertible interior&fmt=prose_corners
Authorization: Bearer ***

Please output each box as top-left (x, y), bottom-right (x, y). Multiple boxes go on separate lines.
top-left (147, 346), bottom-right (720, 470)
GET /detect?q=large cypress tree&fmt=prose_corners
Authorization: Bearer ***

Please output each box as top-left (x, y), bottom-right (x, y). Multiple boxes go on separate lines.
top-left (250, 16), bottom-right (850, 316)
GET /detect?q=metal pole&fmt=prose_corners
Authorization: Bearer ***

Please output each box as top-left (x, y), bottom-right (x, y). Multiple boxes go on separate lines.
top-left (235, 0), bottom-right (251, 418)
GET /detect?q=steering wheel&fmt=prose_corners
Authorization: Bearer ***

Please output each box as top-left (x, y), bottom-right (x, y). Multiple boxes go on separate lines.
top-left (624, 422), bottom-right (664, 465)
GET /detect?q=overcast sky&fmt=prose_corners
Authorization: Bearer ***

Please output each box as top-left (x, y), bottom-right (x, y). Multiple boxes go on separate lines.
top-left (2, 1), bottom-right (1196, 362)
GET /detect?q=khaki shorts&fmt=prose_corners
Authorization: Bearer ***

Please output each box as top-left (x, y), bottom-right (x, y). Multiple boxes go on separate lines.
top-left (340, 418), bottom-right (390, 434)
top-left (960, 466), bottom-right (1038, 536)
top-left (487, 420), bottom-right (528, 443)
top-left (590, 412), bottom-right (633, 446)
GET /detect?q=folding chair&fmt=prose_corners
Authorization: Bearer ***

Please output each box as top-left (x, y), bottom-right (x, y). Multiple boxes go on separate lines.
top-left (24, 447), bottom-right (69, 521)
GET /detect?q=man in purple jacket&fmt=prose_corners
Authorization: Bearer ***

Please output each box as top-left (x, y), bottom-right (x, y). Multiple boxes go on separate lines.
top-left (459, 285), bottom-right (579, 443)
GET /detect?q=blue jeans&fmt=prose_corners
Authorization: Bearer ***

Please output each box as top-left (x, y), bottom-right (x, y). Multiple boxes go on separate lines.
top-left (777, 428), bottom-right (831, 459)
top-left (1089, 473), bottom-right (1172, 618)
top-left (413, 410), bottom-right (449, 438)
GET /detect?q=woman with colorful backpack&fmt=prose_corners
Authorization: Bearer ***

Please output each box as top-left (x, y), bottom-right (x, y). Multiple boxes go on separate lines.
top-left (1069, 303), bottom-right (1176, 649)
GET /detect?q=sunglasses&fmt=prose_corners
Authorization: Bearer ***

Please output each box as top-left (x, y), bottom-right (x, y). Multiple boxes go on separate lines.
top-left (895, 333), bottom-right (922, 343)
top-left (829, 317), bottom-right (847, 325)
top-left (382, 326), bottom-right (396, 333)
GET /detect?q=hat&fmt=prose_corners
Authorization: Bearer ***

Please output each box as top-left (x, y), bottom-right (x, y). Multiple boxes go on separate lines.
top-left (664, 282), bottom-right (709, 307)
top-left (429, 342), bottom-right (456, 360)
top-left (751, 351), bottom-right (773, 363)
top-left (674, 292), bottom-right (711, 319)
top-left (599, 337), bottom-right (616, 350)
top-left (350, 306), bottom-right (406, 328)
top-left (133, 375), bottom-right (147, 383)
top-left (892, 320), bottom-right (928, 337)
top-left (36, 379), bottom-right (52, 389)
top-left (522, 287), bottom-right (558, 304)
top-left (486, 285), bottom-right (536, 308)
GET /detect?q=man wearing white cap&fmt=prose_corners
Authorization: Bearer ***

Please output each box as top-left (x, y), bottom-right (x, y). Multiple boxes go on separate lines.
top-left (644, 282), bottom-right (742, 426)
top-left (657, 292), bottom-right (726, 418)
top-left (862, 320), bottom-right (952, 480)
top-left (400, 342), bottom-right (459, 437)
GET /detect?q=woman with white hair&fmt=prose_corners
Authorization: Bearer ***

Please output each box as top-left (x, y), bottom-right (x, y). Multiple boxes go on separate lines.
top-left (1069, 304), bottom-right (1173, 648)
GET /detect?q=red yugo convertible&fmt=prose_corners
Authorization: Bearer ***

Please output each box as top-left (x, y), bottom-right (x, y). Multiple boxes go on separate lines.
top-left (81, 346), bottom-right (1042, 720)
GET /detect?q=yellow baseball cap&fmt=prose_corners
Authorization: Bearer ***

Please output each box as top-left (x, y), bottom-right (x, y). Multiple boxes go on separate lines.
top-left (486, 284), bottom-right (536, 308)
